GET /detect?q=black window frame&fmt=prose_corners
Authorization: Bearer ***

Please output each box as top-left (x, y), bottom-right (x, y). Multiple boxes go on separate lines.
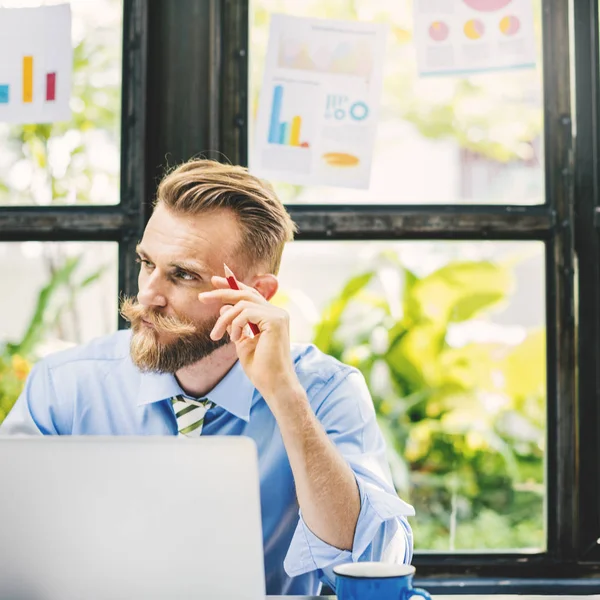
top-left (0, 0), bottom-right (599, 593)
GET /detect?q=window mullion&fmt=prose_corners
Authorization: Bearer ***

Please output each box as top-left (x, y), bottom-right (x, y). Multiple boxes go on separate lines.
top-left (541, 0), bottom-right (576, 562)
top-left (288, 205), bottom-right (555, 240)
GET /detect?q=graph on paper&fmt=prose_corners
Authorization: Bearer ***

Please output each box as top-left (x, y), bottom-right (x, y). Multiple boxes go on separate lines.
top-left (414, 0), bottom-right (535, 76)
top-left (0, 5), bottom-right (72, 123)
top-left (0, 57), bottom-right (58, 105)
top-left (268, 85), bottom-right (311, 147)
top-left (278, 33), bottom-right (375, 80)
top-left (261, 79), bottom-right (319, 175)
top-left (252, 15), bottom-right (387, 188)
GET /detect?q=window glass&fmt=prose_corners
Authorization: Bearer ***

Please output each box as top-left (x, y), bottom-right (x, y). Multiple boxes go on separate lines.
top-left (0, 241), bottom-right (118, 423)
top-left (250, 0), bottom-right (544, 205)
top-left (0, 0), bottom-right (122, 206)
top-left (277, 240), bottom-right (546, 551)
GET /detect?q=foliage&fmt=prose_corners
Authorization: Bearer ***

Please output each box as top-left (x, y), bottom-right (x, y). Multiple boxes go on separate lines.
top-left (311, 253), bottom-right (545, 551)
top-left (0, 256), bottom-right (108, 424)
top-left (0, 354), bottom-right (31, 425)
top-left (0, 3), bottom-right (120, 421)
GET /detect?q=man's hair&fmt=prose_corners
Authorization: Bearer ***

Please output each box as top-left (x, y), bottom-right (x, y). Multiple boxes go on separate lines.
top-left (154, 159), bottom-right (297, 274)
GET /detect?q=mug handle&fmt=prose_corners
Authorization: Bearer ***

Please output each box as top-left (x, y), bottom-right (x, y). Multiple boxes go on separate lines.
top-left (408, 588), bottom-right (432, 600)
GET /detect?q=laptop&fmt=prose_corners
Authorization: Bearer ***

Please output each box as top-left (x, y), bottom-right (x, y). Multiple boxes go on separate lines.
top-left (0, 437), bottom-right (266, 600)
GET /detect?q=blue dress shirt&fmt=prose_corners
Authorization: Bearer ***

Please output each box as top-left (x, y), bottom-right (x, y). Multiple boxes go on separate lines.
top-left (1, 330), bottom-right (414, 596)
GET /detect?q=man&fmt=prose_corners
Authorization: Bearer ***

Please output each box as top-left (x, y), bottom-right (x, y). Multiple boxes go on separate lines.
top-left (1, 159), bottom-right (414, 596)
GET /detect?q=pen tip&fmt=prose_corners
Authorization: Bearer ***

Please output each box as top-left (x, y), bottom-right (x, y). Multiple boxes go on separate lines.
top-left (223, 263), bottom-right (234, 278)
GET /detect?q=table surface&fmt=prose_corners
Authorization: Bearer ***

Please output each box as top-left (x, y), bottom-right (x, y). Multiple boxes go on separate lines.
top-left (268, 596), bottom-right (600, 599)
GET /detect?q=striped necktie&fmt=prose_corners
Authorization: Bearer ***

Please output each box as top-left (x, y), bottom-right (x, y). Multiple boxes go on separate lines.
top-left (171, 395), bottom-right (214, 437)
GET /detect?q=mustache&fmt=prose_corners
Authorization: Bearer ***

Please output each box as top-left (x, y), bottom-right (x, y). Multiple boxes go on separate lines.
top-left (119, 297), bottom-right (196, 336)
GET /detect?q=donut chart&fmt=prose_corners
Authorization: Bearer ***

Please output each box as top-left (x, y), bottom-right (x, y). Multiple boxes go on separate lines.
top-left (499, 15), bottom-right (520, 36)
top-left (463, 0), bottom-right (512, 11)
top-left (429, 21), bottom-right (449, 42)
top-left (464, 19), bottom-right (485, 40)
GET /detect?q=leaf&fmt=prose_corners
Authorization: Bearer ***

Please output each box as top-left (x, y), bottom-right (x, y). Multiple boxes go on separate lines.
top-left (313, 271), bottom-right (375, 352)
top-left (78, 263), bottom-right (109, 288)
top-left (10, 256), bottom-right (82, 357)
top-left (501, 329), bottom-right (546, 401)
top-left (412, 261), bottom-right (513, 325)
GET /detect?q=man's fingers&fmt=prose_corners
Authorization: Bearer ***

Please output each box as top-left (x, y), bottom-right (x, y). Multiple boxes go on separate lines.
top-left (211, 303), bottom-right (265, 341)
top-left (211, 274), bottom-right (256, 292)
top-left (210, 276), bottom-right (232, 290)
top-left (230, 308), bottom-right (264, 342)
top-left (211, 303), bottom-right (246, 340)
top-left (199, 288), bottom-right (264, 305)
top-left (219, 304), bottom-right (233, 316)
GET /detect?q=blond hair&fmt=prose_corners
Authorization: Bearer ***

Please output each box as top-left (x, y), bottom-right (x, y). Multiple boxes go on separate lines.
top-left (155, 159), bottom-right (296, 274)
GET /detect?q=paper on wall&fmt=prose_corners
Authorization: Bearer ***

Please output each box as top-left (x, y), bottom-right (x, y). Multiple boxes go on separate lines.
top-left (0, 5), bottom-right (72, 124)
top-left (251, 14), bottom-right (387, 190)
top-left (414, 0), bottom-right (536, 77)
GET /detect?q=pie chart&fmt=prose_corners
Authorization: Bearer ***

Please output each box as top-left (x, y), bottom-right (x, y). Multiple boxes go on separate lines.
top-left (463, 0), bottom-right (512, 11)
top-left (499, 15), bottom-right (520, 35)
top-left (429, 21), bottom-right (449, 42)
top-left (464, 19), bottom-right (485, 40)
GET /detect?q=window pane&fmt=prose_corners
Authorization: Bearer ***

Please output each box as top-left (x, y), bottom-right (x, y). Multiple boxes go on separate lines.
top-left (0, 0), bottom-right (122, 206)
top-left (0, 242), bottom-right (118, 423)
top-left (249, 0), bottom-right (544, 205)
top-left (277, 240), bottom-right (546, 551)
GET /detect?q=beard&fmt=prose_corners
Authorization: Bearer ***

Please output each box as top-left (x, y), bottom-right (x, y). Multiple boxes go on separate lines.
top-left (119, 297), bottom-right (229, 373)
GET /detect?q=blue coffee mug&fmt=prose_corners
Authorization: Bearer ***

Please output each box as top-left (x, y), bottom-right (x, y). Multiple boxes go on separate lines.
top-left (333, 562), bottom-right (431, 600)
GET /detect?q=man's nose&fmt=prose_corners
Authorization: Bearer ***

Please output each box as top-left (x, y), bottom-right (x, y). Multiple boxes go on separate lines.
top-left (137, 275), bottom-right (167, 309)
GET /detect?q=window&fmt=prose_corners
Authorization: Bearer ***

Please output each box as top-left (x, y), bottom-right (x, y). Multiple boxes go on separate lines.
top-left (244, 0), bottom-right (595, 589)
top-left (2, 0), bottom-right (599, 591)
top-left (0, 0), bottom-right (122, 206)
top-left (277, 240), bottom-right (546, 552)
top-left (0, 0), bottom-right (144, 424)
top-left (250, 0), bottom-right (545, 206)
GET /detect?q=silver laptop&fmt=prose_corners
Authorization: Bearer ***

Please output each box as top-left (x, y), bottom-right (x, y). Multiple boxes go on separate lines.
top-left (0, 437), bottom-right (266, 600)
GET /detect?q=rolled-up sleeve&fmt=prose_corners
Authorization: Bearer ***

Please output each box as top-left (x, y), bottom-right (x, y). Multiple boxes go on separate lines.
top-left (283, 368), bottom-right (415, 587)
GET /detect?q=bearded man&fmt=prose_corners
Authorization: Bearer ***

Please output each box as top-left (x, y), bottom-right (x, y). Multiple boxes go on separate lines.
top-left (1, 159), bottom-right (414, 596)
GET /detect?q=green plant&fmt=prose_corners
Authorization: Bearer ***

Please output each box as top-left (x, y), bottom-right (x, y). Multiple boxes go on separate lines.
top-left (0, 3), bottom-right (120, 422)
top-left (312, 253), bottom-right (545, 550)
top-left (0, 255), bottom-right (107, 424)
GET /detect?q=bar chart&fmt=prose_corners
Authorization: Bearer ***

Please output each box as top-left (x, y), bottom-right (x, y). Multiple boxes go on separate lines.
top-left (267, 85), bottom-right (310, 148)
top-left (0, 56), bottom-right (57, 105)
top-left (0, 4), bottom-right (71, 123)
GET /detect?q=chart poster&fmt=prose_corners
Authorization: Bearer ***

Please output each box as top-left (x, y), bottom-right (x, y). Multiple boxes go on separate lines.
top-left (0, 5), bottom-right (72, 124)
top-left (414, 0), bottom-right (536, 76)
top-left (252, 14), bottom-right (387, 189)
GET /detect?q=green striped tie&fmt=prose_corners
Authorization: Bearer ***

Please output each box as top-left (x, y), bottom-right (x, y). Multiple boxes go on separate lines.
top-left (171, 395), bottom-right (214, 437)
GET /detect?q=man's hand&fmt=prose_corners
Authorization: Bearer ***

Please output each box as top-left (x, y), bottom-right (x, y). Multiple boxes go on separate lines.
top-left (198, 276), bottom-right (302, 405)
top-left (200, 274), bottom-right (360, 552)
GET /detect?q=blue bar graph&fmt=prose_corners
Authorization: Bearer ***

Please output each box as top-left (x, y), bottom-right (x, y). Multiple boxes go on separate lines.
top-left (278, 122), bottom-right (288, 144)
top-left (266, 84), bottom-right (309, 148)
top-left (268, 85), bottom-right (283, 143)
top-left (0, 85), bottom-right (9, 104)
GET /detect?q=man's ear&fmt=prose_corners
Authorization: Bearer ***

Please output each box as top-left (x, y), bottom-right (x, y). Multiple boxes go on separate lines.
top-left (252, 274), bottom-right (279, 301)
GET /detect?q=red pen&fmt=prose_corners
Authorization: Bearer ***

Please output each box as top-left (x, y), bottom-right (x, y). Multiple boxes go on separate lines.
top-left (223, 263), bottom-right (261, 337)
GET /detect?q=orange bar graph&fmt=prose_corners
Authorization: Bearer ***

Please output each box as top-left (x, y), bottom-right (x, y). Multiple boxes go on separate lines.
top-left (23, 56), bottom-right (33, 103)
top-left (290, 116), bottom-right (302, 147)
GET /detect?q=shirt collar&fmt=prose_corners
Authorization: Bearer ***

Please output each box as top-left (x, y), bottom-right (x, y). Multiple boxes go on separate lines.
top-left (136, 360), bottom-right (256, 422)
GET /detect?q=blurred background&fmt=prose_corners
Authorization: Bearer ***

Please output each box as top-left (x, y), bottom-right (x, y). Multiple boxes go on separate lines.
top-left (1, 0), bottom-right (546, 554)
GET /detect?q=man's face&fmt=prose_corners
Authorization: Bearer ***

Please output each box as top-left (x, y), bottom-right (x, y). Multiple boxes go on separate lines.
top-left (121, 204), bottom-right (243, 373)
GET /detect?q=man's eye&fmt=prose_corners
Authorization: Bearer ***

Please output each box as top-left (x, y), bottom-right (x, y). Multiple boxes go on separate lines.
top-left (175, 270), bottom-right (196, 281)
top-left (136, 258), bottom-right (154, 269)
